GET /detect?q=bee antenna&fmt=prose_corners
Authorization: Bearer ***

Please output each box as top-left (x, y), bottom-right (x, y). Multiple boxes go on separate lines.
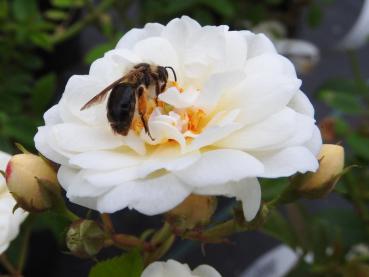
top-left (165, 66), bottom-right (177, 82)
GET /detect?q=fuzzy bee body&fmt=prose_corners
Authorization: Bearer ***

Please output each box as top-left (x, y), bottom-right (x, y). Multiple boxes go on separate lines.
top-left (106, 83), bottom-right (136, 135)
top-left (81, 63), bottom-right (177, 138)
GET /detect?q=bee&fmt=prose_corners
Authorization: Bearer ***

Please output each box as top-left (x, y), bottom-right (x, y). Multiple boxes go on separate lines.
top-left (80, 63), bottom-right (177, 139)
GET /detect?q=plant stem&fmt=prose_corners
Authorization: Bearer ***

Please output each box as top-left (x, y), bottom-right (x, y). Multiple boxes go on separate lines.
top-left (151, 222), bottom-right (172, 245)
top-left (50, 0), bottom-right (115, 45)
top-left (17, 225), bottom-right (31, 272)
top-left (0, 254), bottom-right (19, 276)
top-left (144, 223), bottom-right (175, 265)
top-left (347, 50), bottom-right (364, 86)
top-left (345, 174), bottom-right (369, 226)
top-left (112, 233), bottom-right (150, 250)
top-left (100, 213), bottom-right (115, 234)
top-left (182, 204), bottom-right (270, 243)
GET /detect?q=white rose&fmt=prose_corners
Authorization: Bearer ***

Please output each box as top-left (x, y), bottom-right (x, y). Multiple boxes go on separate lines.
top-left (141, 260), bottom-right (221, 277)
top-left (0, 151), bottom-right (28, 254)
top-left (35, 16), bottom-right (322, 221)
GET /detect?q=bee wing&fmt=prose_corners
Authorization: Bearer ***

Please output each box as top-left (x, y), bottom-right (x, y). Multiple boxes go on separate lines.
top-left (80, 77), bottom-right (126, 111)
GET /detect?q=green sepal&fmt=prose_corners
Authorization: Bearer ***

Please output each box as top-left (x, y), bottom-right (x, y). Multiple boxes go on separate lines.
top-left (14, 142), bottom-right (31, 154)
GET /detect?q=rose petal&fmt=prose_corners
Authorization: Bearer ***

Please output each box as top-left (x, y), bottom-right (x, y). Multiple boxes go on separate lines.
top-left (194, 178), bottom-right (261, 221)
top-left (116, 23), bottom-right (164, 49)
top-left (35, 126), bottom-right (70, 165)
top-left (193, 265), bottom-right (222, 277)
top-left (221, 74), bottom-right (301, 125)
top-left (133, 37), bottom-right (179, 71)
top-left (196, 70), bottom-right (246, 112)
top-left (175, 149), bottom-right (264, 187)
top-left (244, 33), bottom-right (277, 58)
top-left (44, 105), bottom-right (62, 125)
top-left (52, 123), bottom-right (124, 152)
top-left (245, 53), bottom-right (296, 78)
top-left (96, 174), bottom-right (190, 215)
top-left (69, 150), bottom-right (143, 170)
top-left (84, 167), bottom-right (139, 187)
top-left (288, 90), bottom-right (315, 117)
top-left (159, 87), bottom-right (200, 108)
top-left (305, 125), bottom-right (323, 156)
top-left (142, 260), bottom-right (192, 277)
top-left (57, 166), bottom-right (77, 190)
top-left (215, 108), bottom-right (297, 150)
top-left (252, 146), bottom-right (319, 178)
top-left (138, 145), bottom-right (201, 178)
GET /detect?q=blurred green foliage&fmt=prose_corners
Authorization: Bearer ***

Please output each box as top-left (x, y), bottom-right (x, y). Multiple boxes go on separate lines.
top-left (0, 0), bottom-right (113, 152)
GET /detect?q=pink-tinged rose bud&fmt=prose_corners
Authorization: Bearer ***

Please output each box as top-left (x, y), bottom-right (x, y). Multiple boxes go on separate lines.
top-left (296, 144), bottom-right (345, 198)
top-left (6, 154), bottom-right (59, 212)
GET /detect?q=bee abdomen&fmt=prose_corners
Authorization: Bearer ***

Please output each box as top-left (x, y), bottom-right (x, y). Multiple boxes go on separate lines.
top-left (107, 83), bottom-right (136, 135)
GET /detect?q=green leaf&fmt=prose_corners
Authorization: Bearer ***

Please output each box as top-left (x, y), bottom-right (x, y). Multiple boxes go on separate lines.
top-left (192, 9), bottom-right (215, 25)
top-left (30, 32), bottom-right (53, 50)
top-left (31, 73), bottom-right (56, 114)
top-left (333, 117), bottom-right (350, 136)
top-left (2, 115), bottom-right (38, 148)
top-left (245, 4), bottom-right (266, 24)
top-left (89, 250), bottom-right (143, 277)
top-left (12, 0), bottom-right (38, 21)
top-left (84, 42), bottom-right (114, 65)
top-left (0, 0), bottom-right (8, 19)
top-left (346, 134), bottom-right (369, 160)
top-left (201, 0), bottom-right (235, 18)
top-left (51, 0), bottom-right (84, 8)
top-left (307, 3), bottom-right (322, 28)
top-left (318, 89), bottom-right (364, 114)
top-left (319, 78), bottom-right (361, 95)
top-left (32, 211), bottom-right (71, 245)
top-left (260, 178), bottom-right (289, 202)
top-left (316, 208), bottom-right (368, 247)
top-left (262, 210), bottom-right (298, 247)
top-left (45, 9), bottom-right (68, 20)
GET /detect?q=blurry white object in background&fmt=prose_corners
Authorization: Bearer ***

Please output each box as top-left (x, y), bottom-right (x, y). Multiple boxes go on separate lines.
top-left (346, 243), bottom-right (369, 261)
top-left (241, 245), bottom-right (298, 277)
top-left (275, 39), bottom-right (320, 75)
top-left (338, 0), bottom-right (369, 50)
top-left (253, 21), bottom-right (320, 74)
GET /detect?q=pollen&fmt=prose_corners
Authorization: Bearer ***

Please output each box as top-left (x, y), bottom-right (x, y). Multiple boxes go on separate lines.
top-left (168, 81), bottom-right (184, 93)
top-left (187, 108), bottom-right (206, 134)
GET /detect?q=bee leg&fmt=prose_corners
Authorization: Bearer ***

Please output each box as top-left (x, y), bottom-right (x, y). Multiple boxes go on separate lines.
top-left (154, 80), bottom-right (160, 104)
top-left (137, 86), bottom-right (154, 140)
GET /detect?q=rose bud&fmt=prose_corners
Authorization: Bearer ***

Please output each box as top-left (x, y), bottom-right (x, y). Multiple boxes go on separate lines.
top-left (6, 153), bottom-right (59, 212)
top-left (165, 195), bottom-right (217, 232)
top-left (66, 220), bottom-right (106, 258)
top-left (295, 144), bottom-right (345, 198)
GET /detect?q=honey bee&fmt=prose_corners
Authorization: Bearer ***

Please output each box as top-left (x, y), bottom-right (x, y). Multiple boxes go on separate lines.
top-left (81, 63), bottom-right (177, 139)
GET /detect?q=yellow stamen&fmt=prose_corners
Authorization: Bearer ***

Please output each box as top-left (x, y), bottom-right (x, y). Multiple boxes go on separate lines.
top-left (168, 81), bottom-right (184, 93)
top-left (187, 109), bottom-right (206, 134)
